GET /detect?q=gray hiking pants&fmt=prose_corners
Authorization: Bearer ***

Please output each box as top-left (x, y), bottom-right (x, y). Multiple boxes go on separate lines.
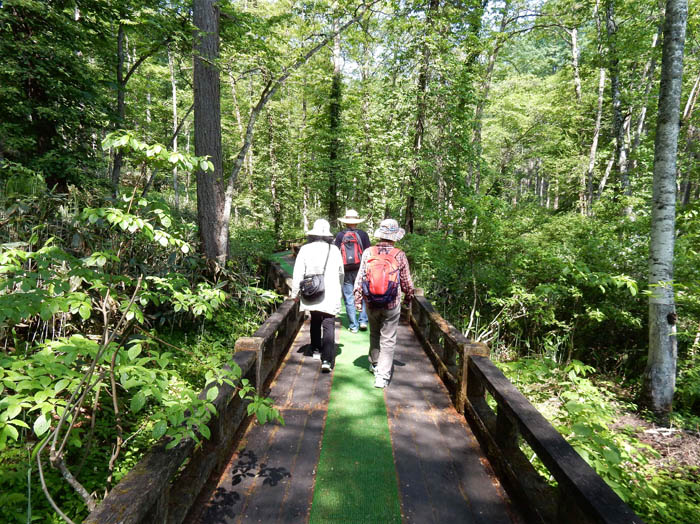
top-left (367, 304), bottom-right (401, 382)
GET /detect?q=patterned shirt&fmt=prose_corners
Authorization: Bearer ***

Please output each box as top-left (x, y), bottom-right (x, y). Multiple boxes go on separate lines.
top-left (353, 241), bottom-right (414, 310)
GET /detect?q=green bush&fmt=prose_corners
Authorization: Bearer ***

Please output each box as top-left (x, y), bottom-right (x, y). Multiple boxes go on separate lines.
top-left (402, 199), bottom-right (647, 369)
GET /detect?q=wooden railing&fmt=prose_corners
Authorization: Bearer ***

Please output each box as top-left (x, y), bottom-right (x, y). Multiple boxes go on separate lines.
top-left (85, 258), bottom-right (302, 524)
top-left (407, 290), bottom-right (644, 524)
top-left (86, 251), bottom-right (643, 524)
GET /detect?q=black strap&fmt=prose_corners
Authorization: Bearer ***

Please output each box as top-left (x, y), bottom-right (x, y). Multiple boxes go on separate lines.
top-left (322, 243), bottom-right (331, 272)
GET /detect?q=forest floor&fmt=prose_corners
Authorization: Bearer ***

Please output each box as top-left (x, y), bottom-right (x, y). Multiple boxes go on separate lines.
top-left (612, 413), bottom-right (700, 471)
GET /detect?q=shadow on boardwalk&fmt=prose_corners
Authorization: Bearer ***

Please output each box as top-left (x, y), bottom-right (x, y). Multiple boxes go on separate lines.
top-left (189, 317), bottom-right (522, 524)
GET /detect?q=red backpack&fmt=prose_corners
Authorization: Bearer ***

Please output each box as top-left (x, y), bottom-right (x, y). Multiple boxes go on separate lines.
top-left (362, 247), bottom-right (401, 306)
top-left (340, 231), bottom-right (363, 270)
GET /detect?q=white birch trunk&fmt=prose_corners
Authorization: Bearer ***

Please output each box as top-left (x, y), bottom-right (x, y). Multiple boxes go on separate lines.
top-left (570, 27), bottom-right (582, 102)
top-left (585, 68), bottom-right (606, 212)
top-left (642, 0), bottom-right (687, 422)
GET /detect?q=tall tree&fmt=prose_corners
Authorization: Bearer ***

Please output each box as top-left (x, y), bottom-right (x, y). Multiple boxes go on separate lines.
top-left (110, 2), bottom-right (181, 193)
top-left (0, 1), bottom-right (109, 187)
top-left (194, 1), bottom-right (376, 263)
top-left (328, 14), bottom-right (342, 224)
top-left (193, 0), bottom-right (227, 264)
top-left (405, 0), bottom-right (440, 233)
top-left (641, 0), bottom-right (688, 423)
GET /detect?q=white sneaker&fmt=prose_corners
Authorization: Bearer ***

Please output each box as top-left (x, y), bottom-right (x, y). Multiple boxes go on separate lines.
top-left (321, 360), bottom-right (332, 373)
top-left (312, 350), bottom-right (321, 360)
top-left (369, 363), bottom-right (377, 374)
top-left (374, 376), bottom-right (387, 389)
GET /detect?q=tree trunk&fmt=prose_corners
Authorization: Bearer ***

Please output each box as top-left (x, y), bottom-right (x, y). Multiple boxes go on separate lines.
top-left (328, 24), bottom-right (341, 224)
top-left (268, 113), bottom-right (282, 236)
top-left (605, 0), bottom-right (628, 198)
top-left (168, 50), bottom-right (179, 209)
top-left (641, 0), bottom-right (687, 424)
top-left (111, 23), bottom-right (126, 194)
top-left (193, 1), bottom-right (372, 261)
top-left (301, 84), bottom-right (309, 231)
top-left (629, 21), bottom-right (663, 168)
top-left (570, 27), bottom-right (582, 102)
top-left (405, 0), bottom-right (440, 232)
top-left (470, 2), bottom-right (509, 193)
top-left (193, 0), bottom-right (227, 265)
top-left (679, 69), bottom-right (700, 205)
top-left (585, 68), bottom-right (606, 213)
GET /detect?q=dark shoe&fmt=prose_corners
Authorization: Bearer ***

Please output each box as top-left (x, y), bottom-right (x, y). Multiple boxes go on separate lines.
top-left (359, 323), bottom-right (368, 331)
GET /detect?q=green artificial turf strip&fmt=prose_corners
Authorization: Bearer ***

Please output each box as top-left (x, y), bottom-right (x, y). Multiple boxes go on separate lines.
top-left (271, 251), bottom-right (402, 521)
top-left (272, 250), bottom-right (294, 275)
top-left (308, 312), bottom-right (402, 524)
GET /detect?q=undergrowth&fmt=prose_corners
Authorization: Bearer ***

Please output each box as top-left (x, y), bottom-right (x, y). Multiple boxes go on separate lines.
top-left (498, 358), bottom-right (700, 524)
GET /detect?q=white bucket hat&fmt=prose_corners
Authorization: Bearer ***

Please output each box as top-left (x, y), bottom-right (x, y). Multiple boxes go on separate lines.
top-left (338, 209), bottom-right (365, 225)
top-left (374, 218), bottom-right (405, 242)
top-left (306, 218), bottom-right (334, 237)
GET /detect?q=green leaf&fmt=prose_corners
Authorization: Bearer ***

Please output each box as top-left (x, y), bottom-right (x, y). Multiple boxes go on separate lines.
top-left (3, 424), bottom-right (19, 442)
top-left (256, 406), bottom-right (268, 425)
top-left (79, 302), bottom-right (91, 320)
top-left (34, 390), bottom-right (49, 403)
top-left (128, 345), bottom-right (142, 360)
top-left (206, 386), bottom-right (219, 402)
top-left (130, 391), bottom-right (146, 413)
top-left (602, 447), bottom-right (621, 465)
top-left (152, 420), bottom-right (167, 440)
top-left (199, 424), bottom-right (211, 440)
top-left (5, 403), bottom-right (21, 420)
top-left (33, 414), bottom-right (50, 436)
top-left (54, 378), bottom-right (70, 394)
top-left (572, 423), bottom-right (592, 438)
top-left (10, 419), bottom-right (29, 429)
top-left (165, 434), bottom-right (181, 450)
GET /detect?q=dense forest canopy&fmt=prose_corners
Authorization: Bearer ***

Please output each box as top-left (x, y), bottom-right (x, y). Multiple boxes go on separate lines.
top-left (1, 0), bottom-right (699, 522)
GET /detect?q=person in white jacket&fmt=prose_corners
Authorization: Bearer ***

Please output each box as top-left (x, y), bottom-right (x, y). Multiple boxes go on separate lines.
top-left (291, 219), bottom-right (344, 372)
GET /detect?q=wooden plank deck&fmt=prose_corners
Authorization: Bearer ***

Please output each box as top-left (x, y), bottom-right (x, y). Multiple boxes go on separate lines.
top-left (188, 316), bottom-right (522, 524)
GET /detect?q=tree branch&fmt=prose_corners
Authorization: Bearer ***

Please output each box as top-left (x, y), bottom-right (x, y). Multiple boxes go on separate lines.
top-left (123, 37), bottom-right (172, 86)
top-left (225, 0), bottom-right (381, 195)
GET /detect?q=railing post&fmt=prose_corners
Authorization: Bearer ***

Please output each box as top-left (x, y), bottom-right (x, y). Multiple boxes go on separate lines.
top-left (557, 485), bottom-right (593, 524)
top-left (460, 341), bottom-right (490, 412)
top-left (235, 336), bottom-right (264, 390)
top-left (495, 407), bottom-right (519, 451)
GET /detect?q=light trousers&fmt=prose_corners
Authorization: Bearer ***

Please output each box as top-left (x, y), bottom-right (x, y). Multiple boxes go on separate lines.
top-left (367, 304), bottom-right (400, 381)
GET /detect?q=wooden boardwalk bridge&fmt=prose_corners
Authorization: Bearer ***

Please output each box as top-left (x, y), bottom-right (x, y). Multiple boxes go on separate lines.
top-left (85, 252), bottom-right (643, 524)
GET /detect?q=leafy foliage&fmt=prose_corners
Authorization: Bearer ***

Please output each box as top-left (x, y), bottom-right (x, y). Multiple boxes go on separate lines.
top-left (0, 133), bottom-right (282, 521)
top-left (499, 358), bottom-right (699, 523)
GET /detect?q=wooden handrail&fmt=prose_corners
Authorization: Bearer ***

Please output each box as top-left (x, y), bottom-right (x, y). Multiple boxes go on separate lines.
top-left (467, 356), bottom-right (643, 524)
top-left (407, 291), bottom-right (644, 524)
top-left (84, 256), bottom-right (303, 524)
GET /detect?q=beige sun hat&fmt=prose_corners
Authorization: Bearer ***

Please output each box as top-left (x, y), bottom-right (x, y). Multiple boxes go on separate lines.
top-left (374, 218), bottom-right (405, 242)
top-left (306, 218), bottom-right (334, 237)
top-left (337, 209), bottom-right (365, 225)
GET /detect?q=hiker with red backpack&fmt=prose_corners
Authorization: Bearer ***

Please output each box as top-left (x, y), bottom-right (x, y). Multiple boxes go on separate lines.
top-left (353, 219), bottom-right (414, 389)
top-left (334, 209), bottom-right (371, 333)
